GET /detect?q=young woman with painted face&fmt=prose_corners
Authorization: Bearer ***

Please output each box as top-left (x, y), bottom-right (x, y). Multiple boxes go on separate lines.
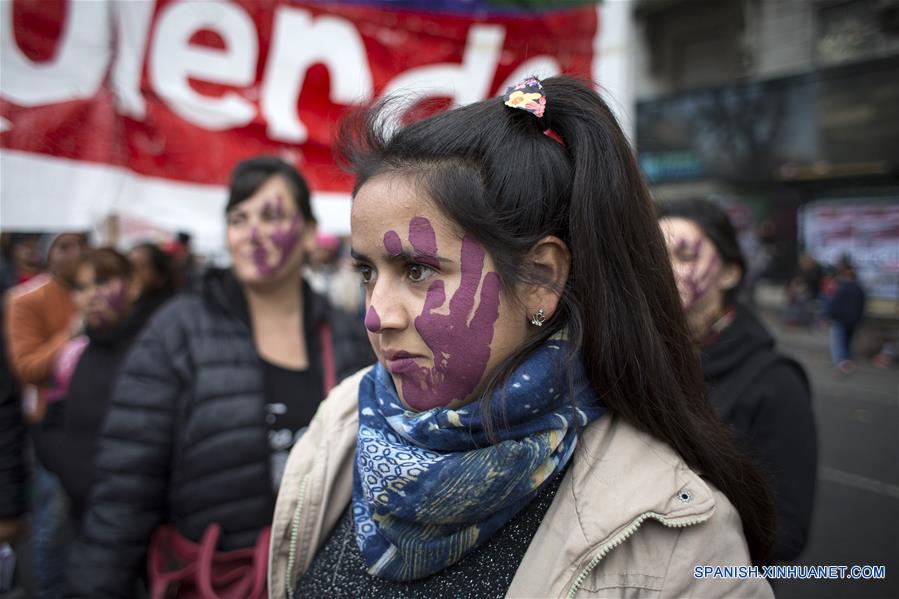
top-left (269, 78), bottom-right (776, 598)
top-left (658, 198), bottom-right (817, 564)
top-left (66, 157), bottom-right (373, 597)
top-left (34, 248), bottom-right (149, 520)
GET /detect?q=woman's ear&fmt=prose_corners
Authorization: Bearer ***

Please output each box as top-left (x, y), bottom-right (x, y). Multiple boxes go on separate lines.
top-left (717, 264), bottom-right (742, 293)
top-left (302, 219), bottom-right (319, 256)
top-left (520, 236), bottom-right (571, 323)
top-left (128, 274), bottom-right (143, 302)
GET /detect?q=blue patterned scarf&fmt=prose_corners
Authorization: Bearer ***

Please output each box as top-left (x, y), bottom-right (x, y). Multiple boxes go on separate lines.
top-left (351, 339), bottom-right (605, 581)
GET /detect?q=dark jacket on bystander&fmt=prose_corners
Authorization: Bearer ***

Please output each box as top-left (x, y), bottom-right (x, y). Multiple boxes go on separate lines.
top-left (701, 304), bottom-right (817, 562)
top-left (34, 295), bottom-right (158, 520)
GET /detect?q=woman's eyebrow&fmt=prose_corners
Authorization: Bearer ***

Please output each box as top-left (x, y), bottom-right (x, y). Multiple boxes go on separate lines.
top-left (350, 248), bottom-right (371, 263)
top-left (350, 247), bottom-right (450, 267)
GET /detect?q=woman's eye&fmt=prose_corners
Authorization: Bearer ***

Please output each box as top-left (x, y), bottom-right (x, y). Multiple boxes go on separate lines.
top-left (407, 264), bottom-right (434, 283)
top-left (228, 213), bottom-right (246, 226)
top-left (262, 210), bottom-right (284, 224)
top-left (353, 263), bottom-right (374, 285)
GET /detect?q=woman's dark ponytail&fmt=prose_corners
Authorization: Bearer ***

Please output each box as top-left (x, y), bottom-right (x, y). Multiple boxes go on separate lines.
top-left (541, 77), bottom-right (775, 565)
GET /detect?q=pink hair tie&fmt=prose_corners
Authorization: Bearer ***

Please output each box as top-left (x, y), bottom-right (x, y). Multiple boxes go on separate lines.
top-left (543, 128), bottom-right (564, 145)
top-left (503, 76), bottom-right (546, 118)
top-left (503, 77), bottom-right (563, 146)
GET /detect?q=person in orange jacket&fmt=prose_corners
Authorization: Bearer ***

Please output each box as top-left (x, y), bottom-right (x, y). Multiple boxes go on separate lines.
top-left (4, 232), bottom-right (87, 422)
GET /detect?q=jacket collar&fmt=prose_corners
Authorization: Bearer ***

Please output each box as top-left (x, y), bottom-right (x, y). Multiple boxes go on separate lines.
top-left (700, 303), bottom-right (774, 380)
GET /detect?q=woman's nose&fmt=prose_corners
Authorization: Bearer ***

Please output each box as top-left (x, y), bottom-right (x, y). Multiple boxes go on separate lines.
top-left (365, 283), bottom-right (408, 333)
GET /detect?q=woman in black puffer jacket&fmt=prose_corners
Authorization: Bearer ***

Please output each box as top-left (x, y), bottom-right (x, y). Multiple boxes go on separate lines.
top-left (66, 157), bottom-right (373, 597)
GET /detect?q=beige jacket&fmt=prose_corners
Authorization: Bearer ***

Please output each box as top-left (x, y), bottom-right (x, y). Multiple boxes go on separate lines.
top-left (269, 368), bottom-right (773, 598)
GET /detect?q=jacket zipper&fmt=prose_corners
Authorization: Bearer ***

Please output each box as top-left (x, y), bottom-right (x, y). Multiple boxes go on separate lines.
top-left (285, 473), bottom-right (311, 599)
top-left (565, 511), bottom-right (712, 599)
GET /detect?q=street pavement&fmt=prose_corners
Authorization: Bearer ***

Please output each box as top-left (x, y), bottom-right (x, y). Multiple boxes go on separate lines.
top-left (758, 311), bottom-right (898, 599)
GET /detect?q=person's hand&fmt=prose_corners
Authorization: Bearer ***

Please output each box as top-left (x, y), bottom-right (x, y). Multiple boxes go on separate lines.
top-left (0, 518), bottom-right (24, 544)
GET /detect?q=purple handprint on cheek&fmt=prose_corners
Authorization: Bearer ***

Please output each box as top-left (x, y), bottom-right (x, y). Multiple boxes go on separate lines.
top-left (89, 280), bottom-right (129, 328)
top-left (396, 217), bottom-right (502, 411)
top-left (676, 237), bottom-right (721, 308)
top-left (251, 195), bottom-right (302, 276)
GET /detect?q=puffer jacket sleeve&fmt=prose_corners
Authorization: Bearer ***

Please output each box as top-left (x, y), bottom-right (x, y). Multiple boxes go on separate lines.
top-left (65, 302), bottom-right (189, 598)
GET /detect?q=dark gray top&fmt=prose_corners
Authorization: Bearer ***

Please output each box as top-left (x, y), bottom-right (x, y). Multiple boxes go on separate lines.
top-left (296, 466), bottom-right (568, 598)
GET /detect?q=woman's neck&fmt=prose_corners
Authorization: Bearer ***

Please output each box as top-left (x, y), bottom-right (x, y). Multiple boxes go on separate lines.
top-left (243, 270), bottom-right (308, 369)
top-left (243, 271), bottom-right (303, 317)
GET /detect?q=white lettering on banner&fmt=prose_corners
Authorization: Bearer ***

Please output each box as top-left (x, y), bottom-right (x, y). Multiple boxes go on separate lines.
top-left (382, 24), bottom-right (505, 108)
top-left (0, 0), bottom-right (111, 106)
top-left (149, 0), bottom-right (257, 130)
top-left (110, 0), bottom-right (154, 119)
top-left (1, 2), bottom-right (602, 151)
top-left (261, 7), bottom-right (373, 143)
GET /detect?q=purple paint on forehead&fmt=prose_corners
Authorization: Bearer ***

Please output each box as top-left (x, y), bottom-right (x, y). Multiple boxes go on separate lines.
top-left (383, 230), bottom-right (402, 257)
top-left (408, 217), bottom-right (437, 257)
top-left (364, 306), bottom-right (381, 332)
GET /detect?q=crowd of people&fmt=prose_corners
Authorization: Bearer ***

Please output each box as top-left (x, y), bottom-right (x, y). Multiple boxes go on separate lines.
top-left (0, 76), bottom-right (829, 598)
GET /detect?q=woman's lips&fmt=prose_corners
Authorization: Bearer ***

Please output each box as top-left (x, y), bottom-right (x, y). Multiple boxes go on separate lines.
top-left (384, 351), bottom-right (424, 374)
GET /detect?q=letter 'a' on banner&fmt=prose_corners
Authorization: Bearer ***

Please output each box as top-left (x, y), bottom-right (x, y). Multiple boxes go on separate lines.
top-left (1, 0), bottom-right (632, 253)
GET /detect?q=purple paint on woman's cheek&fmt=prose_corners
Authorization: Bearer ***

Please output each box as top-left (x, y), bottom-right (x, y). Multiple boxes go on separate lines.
top-left (252, 204), bottom-right (302, 276)
top-left (679, 238), bottom-right (720, 308)
top-left (393, 217), bottom-right (501, 411)
top-left (383, 230), bottom-right (402, 256)
top-left (268, 215), bottom-right (301, 268)
top-left (91, 281), bottom-right (129, 327)
top-left (364, 306), bottom-right (381, 332)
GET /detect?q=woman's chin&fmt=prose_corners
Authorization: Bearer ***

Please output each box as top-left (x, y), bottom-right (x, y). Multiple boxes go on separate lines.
top-left (86, 313), bottom-right (114, 329)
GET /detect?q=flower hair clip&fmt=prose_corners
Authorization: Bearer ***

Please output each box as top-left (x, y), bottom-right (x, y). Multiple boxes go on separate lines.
top-left (503, 77), bottom-right (546, 118)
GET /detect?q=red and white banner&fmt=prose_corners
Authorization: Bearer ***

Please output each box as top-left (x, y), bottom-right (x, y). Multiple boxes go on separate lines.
top-left (1, 0), bottom-right (628, 251)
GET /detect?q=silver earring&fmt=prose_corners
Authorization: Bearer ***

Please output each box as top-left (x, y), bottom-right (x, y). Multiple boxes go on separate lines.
top-left (530, 308), bottom-right (546, 327)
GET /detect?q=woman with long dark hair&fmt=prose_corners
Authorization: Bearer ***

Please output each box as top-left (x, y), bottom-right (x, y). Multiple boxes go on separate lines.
top-left (658, 198), bottom-right (817, 563)
top-left (269, 77), bottom-right (775, 597)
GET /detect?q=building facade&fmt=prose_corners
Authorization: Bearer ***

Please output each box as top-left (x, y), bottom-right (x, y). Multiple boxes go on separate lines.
top-left (633, 0), bottom-right (899, 300)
